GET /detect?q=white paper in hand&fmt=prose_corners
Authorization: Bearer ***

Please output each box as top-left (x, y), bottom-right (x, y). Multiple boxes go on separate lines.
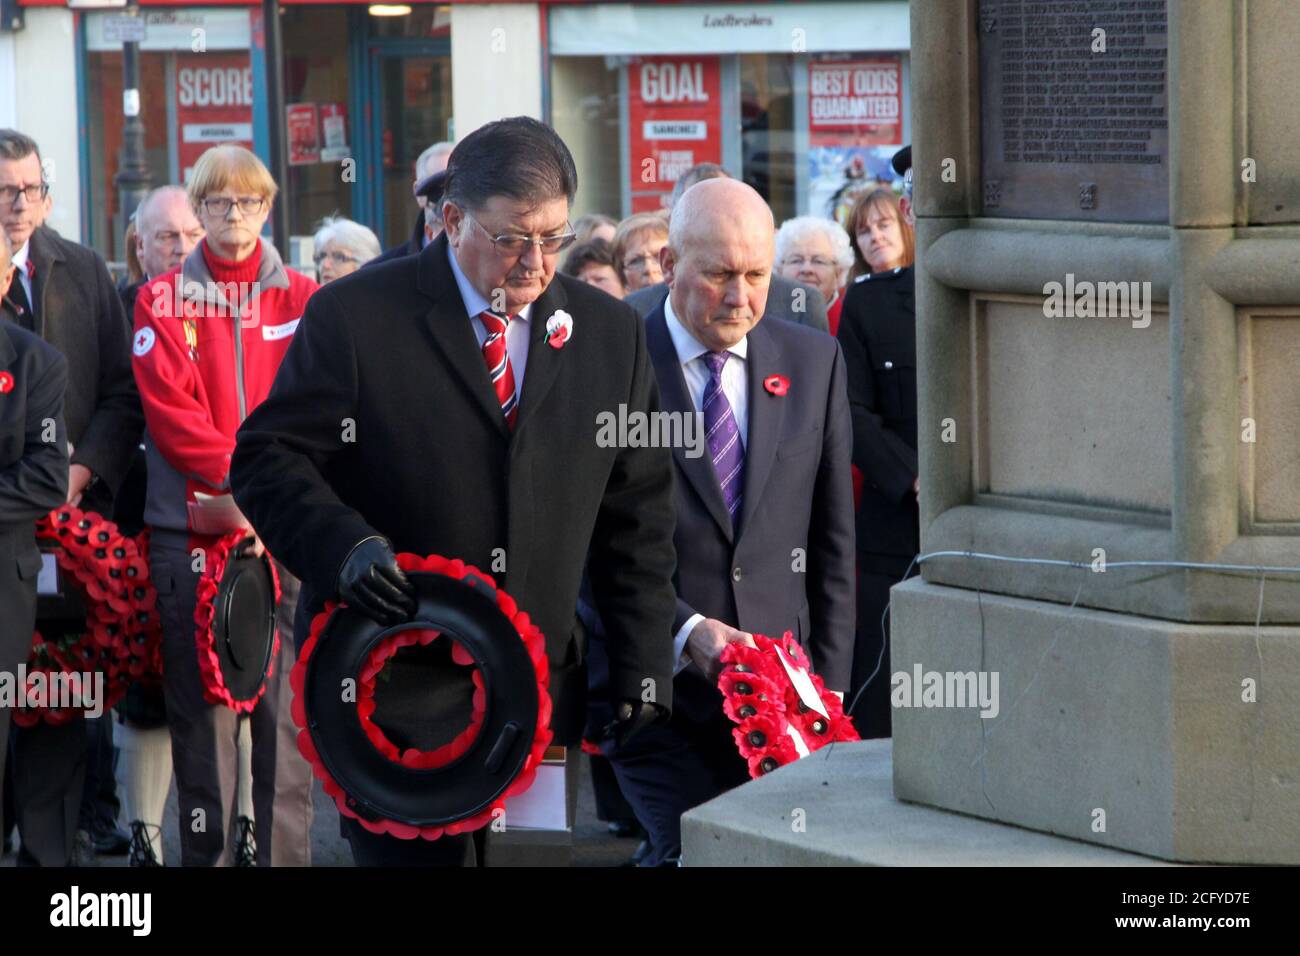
top-left (775, 643), bottom-right (829, 720)
top-left (188, 492), bottom-right (252, 536)
top-left (37, 553), bottom-right (59, 596)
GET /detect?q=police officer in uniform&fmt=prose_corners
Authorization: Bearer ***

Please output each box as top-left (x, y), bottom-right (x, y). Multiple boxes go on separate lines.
top-left (836, 145), bottom-right (918, 738)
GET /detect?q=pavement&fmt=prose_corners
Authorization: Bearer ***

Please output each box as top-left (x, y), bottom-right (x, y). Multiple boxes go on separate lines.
top-left (2, 754), bottom-right (642, 868)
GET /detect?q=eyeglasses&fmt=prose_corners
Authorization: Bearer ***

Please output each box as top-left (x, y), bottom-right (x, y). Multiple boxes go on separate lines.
top-left (201, 196), bottom-right (266, 217)
top-left (314, 250), bottom-right (359, 266)
top-left (466, 214), bottom-right (576, 256)
top-left (783, 255), bottom-right (837, 269)
top-left (0, 182), bottom-right (49, 207)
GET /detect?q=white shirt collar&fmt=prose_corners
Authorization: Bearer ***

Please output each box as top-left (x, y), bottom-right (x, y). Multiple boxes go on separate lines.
top-left (446, 241), bottom-right (532, 322)
top-left (663, 292), bottom-right (747, 366)
top-left (12, 240), bottom-right (30, 273)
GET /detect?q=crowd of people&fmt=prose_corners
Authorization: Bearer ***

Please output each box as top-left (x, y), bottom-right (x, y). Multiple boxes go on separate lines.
top-left (0, 117), bottom-right (918, 868)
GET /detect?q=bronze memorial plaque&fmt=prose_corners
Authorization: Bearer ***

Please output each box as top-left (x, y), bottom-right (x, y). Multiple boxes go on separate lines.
top-left (979, 0), bottom-right (1169, 222)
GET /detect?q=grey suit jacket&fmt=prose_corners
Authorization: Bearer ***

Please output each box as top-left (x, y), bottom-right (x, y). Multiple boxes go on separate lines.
top-left (644, 303), bottom-right (856, 719)
top-left (625, 274), bottom-right (830, 333)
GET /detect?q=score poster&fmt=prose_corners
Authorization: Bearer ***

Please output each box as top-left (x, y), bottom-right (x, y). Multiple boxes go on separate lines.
top-left (175, 53), bottom-right (255, 183)
top-left (627, 56), bottom-right (722, 213)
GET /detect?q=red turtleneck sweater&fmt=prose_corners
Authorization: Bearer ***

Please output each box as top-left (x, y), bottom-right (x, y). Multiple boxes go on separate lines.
top-left (201, 238), bottom-right (263, 287)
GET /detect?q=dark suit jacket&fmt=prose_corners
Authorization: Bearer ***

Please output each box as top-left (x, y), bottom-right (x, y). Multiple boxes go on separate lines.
top-left (230, 232), bottom-right (679, 743)
top-left (645, 303), bottom-right (855, 724)
top-left (0, 321), bottom-right (70, 664)
top-left (836, 266), bottom-right (919, 570)
top-left (0, 226), bottom-right (142, 500)
top-left (626, 275), bottom-right (831, 334)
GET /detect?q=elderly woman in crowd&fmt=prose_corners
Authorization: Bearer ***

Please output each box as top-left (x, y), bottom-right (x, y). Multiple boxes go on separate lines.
top-left (312, 215), bottom-right (382, 283)
top-left (776, 215), bottom-right (855, 336)
top-left (846, 187), bottom-right (915, 281)
top-left (561, 238), bottom-right (624, 299)
top-left (611, 212), bottom-right (669, 293)
top-left (573, 212), bottom-right (617, 246)
top-left (131, 143), bottom-right (317, 867)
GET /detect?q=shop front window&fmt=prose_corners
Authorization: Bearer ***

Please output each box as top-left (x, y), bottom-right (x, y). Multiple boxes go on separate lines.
top-left (740, 53), bottom-right (797, 224)
top-left (377, 53), bottom-right (452, 249)
top-left (283, 6), bottom-right (355, 251)
top-left (550, 47), bottom-right (907, 227)
top-left (84, 9), bottom-right (254, 266)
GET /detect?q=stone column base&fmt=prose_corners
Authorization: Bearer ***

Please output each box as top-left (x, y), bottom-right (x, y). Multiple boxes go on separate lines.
top-left (681, 740), bottom-right (1173, 866)
top-left (890, 579), bottom-right (1300, 864)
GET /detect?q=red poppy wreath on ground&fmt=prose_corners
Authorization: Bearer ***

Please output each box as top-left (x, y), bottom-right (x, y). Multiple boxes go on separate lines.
top-left (16, 508), bottom-right (164, 727)
top-left (718, 631), bottom-right (859, 779)
top-left (290, 553), bottom-right (553, 841)
top-left (193, 529), bottom-right (282, 713)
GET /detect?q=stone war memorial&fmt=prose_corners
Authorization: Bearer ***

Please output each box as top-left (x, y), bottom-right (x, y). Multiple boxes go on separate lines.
top-left (684, 0), bottom-right (1299, 866)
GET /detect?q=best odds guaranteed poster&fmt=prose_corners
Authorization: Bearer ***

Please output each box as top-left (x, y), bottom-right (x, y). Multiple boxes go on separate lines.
top-left (808, 56), bottom-right (905, 226)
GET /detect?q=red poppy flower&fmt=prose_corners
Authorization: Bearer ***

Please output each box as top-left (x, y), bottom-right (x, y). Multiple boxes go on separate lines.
top-left (0, 371), bottom-right (13, 394)
top-left (763, 374), bottom-right (789, 396)
top-left (733, 712), bottom-right (784, 758)
top-left (21, 508), bottom-right (164, 726)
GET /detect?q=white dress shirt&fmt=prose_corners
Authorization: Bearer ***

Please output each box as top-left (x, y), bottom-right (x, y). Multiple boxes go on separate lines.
top-left (447, 242), bottom-right (532, 401)
top-left (663, 294), bottom-right (750, 673)
top-left (11, 239), bottom-right (33, 311)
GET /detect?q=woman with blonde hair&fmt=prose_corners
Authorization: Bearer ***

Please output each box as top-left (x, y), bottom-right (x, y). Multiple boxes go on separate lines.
top-left (611, 212), bottom-right (669, 292)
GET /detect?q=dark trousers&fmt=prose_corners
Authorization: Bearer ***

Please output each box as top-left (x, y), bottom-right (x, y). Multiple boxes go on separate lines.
top-left (12, 718), bottom-right (86, 865)
top-left (80, 714), bottom-right (120, 831)
top-left (0, 563), bottom-right (35, 848)
top-left (151, 534), bottom-right (313, 866)
top-left (590, 754), bottom-right (638, 825)
top-left (849, 560), bottom-right (916, 739)
top-left (606, 708), bottom-right (749, 866)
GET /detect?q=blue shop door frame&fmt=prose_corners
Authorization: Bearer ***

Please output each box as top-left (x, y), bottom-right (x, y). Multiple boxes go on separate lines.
top-left (355, 32), bottom-right (453, 250)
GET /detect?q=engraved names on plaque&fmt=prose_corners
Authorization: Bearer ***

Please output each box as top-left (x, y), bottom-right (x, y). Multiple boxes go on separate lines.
top-left (979, 0), bottom-right (1169, 222)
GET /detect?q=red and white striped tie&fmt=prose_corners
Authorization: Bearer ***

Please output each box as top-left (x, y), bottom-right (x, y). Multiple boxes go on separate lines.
top-left (480, 309), bottom-right (518, 430)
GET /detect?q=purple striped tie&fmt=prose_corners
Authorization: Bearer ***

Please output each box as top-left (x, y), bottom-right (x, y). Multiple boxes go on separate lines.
top-left (703, 351), bottom-right (744, 526)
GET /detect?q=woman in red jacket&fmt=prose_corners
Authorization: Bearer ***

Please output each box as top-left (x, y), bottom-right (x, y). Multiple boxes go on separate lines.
top-left (132, 145), bottom-right (318, 866)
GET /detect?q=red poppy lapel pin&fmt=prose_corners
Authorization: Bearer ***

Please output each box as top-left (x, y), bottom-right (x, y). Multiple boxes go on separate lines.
top-left (764, 373), bottom-right (789, 397)
top-left (0, 371), bottom-right (13, 395)
top-left (545, 310), bottom-right (573, 349)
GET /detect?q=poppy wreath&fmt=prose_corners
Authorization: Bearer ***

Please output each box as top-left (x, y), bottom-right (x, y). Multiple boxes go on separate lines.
top-left (718, 631), bottom-right (859, 779)
top-left (193, 529), bottom-right (282, 714)
top-left (16, 508), bottom-right (165, 727)
top-left (290, 552), bottom-right (553, 842)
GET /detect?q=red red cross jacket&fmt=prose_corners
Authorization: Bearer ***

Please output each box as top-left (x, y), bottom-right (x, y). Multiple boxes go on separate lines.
top-left (132, 239), bottom-right (318, 540)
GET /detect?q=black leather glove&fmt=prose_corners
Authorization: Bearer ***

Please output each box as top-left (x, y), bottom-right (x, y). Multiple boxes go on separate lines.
top-left (336, 536), bottom-right (417, 626)
top-left (602, 700), bottom-right (667, 750)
